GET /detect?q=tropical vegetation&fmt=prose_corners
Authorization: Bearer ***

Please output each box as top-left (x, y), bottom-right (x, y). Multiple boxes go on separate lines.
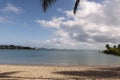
top-left (41, 0), bottom-right (80, 14)
top-left (0, 45), bottom-right (36, 50)
top-left (103, 44), bottom-right (120, 56)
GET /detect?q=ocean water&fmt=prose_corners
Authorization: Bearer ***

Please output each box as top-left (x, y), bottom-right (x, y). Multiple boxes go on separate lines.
top-left (0, 50), bottom-right (120, 66)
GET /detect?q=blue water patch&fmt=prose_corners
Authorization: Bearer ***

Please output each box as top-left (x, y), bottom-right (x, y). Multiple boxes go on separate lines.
top-left (0, 50), bottom-right (120, 66)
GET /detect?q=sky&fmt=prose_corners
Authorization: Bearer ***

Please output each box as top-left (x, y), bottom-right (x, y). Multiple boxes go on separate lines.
top-left (0, 0), bottom-right (120, 49)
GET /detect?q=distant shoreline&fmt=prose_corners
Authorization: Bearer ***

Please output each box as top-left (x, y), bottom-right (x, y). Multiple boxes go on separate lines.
top-left (0, 63), bottom-right (119, 67)
top-left (0, 45), bottom-right (36, 50)
top-left (0, 45), bottom-right (77, 50)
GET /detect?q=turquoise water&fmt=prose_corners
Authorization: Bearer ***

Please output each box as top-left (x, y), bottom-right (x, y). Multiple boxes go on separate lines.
top-left (0, 50), bottom-right (120, 66)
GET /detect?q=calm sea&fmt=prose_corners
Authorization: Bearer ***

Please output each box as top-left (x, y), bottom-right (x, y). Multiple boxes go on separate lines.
top-left (0, 50), bottom-right (120, 66)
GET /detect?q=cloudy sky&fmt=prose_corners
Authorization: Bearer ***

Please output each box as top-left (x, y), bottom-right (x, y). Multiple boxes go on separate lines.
top-left (0, 0), bottom-right (120, 49)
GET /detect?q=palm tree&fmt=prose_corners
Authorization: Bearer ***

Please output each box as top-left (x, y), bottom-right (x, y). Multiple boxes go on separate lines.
top-left (41, 0), bottom-right (80, 14)
top-left (105, 44), bottom-right (110, 49)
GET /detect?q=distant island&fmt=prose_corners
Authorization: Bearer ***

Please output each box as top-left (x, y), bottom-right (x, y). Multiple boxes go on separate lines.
top-left (38, 48), bottom-right (77, 51)
top-left (102, 44), bottom-right (120, 56)
top-left (0, 45), bottom-right (77, 50)
top-left (0, 45), bottom-right (36, 50)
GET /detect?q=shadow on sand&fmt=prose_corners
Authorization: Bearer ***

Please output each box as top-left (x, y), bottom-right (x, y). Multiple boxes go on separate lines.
top-left (1, 67), bottom-right (120, 80)
top-left (53, 67), bottom-right (120, 79)
top-left (0, 71), bottom-right (21, 80)
top-left (0, 71), bottom-right (72, 80)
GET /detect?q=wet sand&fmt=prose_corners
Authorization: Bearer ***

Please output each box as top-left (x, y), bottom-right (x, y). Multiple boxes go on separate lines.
top-left (0, 65), bottom-right (120, 80)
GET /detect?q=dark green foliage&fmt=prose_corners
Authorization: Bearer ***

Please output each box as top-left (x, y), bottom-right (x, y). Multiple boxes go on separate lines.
top-left (41, 0), bottom-right (80, 14)
top-left (0, 45), bottom-right (35, 50)
top-left (42, 0), bottom-right (56, 12)
top-left (74, 0), bottom-right (80, 14)
top-left (118, 44), bottom-right (120, 50)
top-left (103, 44), bottom-right (120, 56)
top-left (113, 45), bottom-right (117, 49)
top-left (105, 44), bottom-right (110, 49)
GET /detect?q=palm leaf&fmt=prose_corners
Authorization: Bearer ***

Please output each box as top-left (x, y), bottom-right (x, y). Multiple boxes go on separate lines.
top-left (73, 0), bottom-right (80, 14)
top-left (42, 0), bottom-right (56, 12)
top-left (41, 0), bottom-right (80, 14)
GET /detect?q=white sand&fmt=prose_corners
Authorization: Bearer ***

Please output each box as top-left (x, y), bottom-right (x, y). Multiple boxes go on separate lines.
top-left (0, 65), bottom-right (119, 80)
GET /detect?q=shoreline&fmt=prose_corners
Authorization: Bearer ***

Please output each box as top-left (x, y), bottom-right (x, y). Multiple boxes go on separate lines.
top-left (0, 63), bottom-right (120, 67)
top-left (0, 64), bottom-right (119, 80)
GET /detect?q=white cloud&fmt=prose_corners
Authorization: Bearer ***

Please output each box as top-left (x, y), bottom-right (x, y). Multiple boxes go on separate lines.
top-left (37, 17), bottom-right (65, 29)
top-left (35, 0), bottom-right (120, 49)
top-left (0, 16), bottom-right (9, 23)
top-left (2, 3), bottom-right (22, 14)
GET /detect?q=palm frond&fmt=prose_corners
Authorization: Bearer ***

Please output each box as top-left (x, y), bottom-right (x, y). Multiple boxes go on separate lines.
top-left (73, 0), bottom-right (80, 14)
top-left (42, 0), bottom-right (56, 12)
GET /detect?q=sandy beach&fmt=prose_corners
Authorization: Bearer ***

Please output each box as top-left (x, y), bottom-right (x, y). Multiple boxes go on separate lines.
top-left (0, 65), bottom-right (119, 80)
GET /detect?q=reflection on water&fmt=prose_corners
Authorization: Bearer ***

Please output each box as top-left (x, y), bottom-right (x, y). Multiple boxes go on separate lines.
top-left (0, 50), bottom-right (120, 66)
